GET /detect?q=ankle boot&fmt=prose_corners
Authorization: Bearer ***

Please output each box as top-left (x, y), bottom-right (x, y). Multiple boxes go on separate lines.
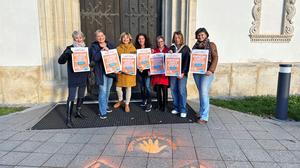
top-left (74, 98), bottom-right (86, 119)
top-left (114, 100), bottom-right (124, 109)
top-left (66, 101), bottom-right (74, 128)
top-left (162, 87), bottom-right (168, 112)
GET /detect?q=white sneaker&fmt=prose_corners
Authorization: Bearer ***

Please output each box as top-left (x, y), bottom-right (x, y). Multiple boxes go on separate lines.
top-left (180, 113), bottom-right (187, 118)
top-left (171, 110), bottom-right (179, 114)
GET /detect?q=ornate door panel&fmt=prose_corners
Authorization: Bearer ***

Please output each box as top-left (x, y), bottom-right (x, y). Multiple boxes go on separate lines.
top-left (80, 0), bottom-right (161, 99)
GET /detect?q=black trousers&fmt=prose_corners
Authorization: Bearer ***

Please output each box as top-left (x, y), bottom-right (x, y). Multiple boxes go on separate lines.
top-left (67, 86), bottom-right (86, 101)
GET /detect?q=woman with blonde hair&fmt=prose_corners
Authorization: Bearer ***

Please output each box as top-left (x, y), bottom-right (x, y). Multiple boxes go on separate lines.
top-left (58, 30), bottom-right (88, 128)
top-left (113, 32), bottom-right (137, 112)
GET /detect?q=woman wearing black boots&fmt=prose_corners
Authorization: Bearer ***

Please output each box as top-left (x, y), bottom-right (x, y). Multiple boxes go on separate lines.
top-left (58, 31), bottom-right (89, 128)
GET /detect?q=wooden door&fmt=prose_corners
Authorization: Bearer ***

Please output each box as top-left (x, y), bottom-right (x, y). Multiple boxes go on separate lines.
top-left (80, 0), bottom-right (162, 99)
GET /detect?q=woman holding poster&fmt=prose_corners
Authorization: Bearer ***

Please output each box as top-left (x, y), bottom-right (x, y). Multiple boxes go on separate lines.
top-left (192, 28), bottom-right (218, 124)
top-left (90, 30), bottom-right (116, 119)
top-left (169, 31), bottom-right (191, 118)
top-left (135, 33), bottom-right (153, 112)
top-left (152, 36), bottom-right (169, 112)
top-left (58, 31), bottom-right (89, 128)
top-left (114, 32), bottom-right (137, 113)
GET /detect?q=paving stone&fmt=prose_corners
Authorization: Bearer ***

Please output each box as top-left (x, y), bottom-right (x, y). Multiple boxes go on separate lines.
top-left (18, 153), bottom-right (52, 167)
top-left (147, 158), bottom-right (172, 168)
top-left (189, 123), bottom-right (209, 131)
top-left (242, 149), bottom-right (273, 162)
top-left (242, 122), bottom-right (266, 131)
top-left (215, 139), bottom-right (239, 149)
top-left (0, 152), bottom-right (29, 165)
top-left (13, 141), bottom-right (42, 152)
top-left (236, 139), bottom-right (262, 149)
top-left (108, 135), bottom-right (132, 145)
top-left (190, 129), bottom-right (211, 137)
top-left (28, 132), bottom-right (54, 142)
top-left (230, 130), bottom-right (254, 140)
top-left (218, 148), bottom-right (248, 161)
top-left (76, 128), bottom-right (98, 134)
top-left (94, 127), bottom-right (117, 135)
top-left (172, 128), bottom-right (191, 137)
top-left (0, 151), bottom-right (8, 158)
top-left (8, 132), bottom-right (35, 141)
top-left (173, 159), bottom-right (199, 168)
top-left (278, 163), bottom-right (300, 168)
top-left (0, 131), bottom-right (18, 140)
top-left (279, 140), bottom-right (300, 151)
top-left (42, 153), bottom-right (75, 167)
top-left (67, 154), bottom-right (99, 168)
top-left (67, 133), bottom-right (93, 143)
top-left (210, 130), bottom-right (233, 139)
top-left (56, 143), bottom-right (85, 155)
top-left (47, 133), bottom-right (73, 143)
top-left (101, 144), bottom-right (127, 157)
top-left (257, 140), bottom-right (286, 150)
top-left (120, 156), bottom-right (147, 168)
top-left (198, 160), bottom-right (226, 168)
top-left (195, 147), bottom-right (222, 160)
top-left (152, 127), bottom-right (172, 136)
top-left (267, 150), bottom-right (300, 163)
top-left (88, 134), bottom-right (112, 144)
top-left (192, 135), bottom-right (216, 147)
top-left (0, 140), bottom-right (23, 151)
top-left (173, 146), bottom-right (197, 160)
top-left (0, 166), bottom-right (14, 168)
top-left (172, 123), bottom-right (190, 129)
top-left (34, 141), bottom-right (64, 154)
top-left (172, 136), bottom-right (194, 147)
top-left (291, 151), bottom-right (300, 160)
top-left (225, 124), bottom-right (246, 131)
top-left (114, 126), bottom-right (135, 135)
top-left (95, 156), bottom-right (123, 167)
top-left (133, 127), bottom-right (153, 137)
top-left (79, 143), bottom-right (106, 155)
top-left (249, 131), bottom-right (275, 140)
top-left (225, 161), bottom-right (253, 168)
top-left (251, 162), bottom-right (280, 168)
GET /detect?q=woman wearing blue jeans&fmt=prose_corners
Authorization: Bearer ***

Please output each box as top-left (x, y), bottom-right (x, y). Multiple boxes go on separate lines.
top-left (192, 28), bottom-right (218, 124)
top-left (169, 31), bottom-right (191, 118)
top-left (90, 30), bottom-right (116, 119)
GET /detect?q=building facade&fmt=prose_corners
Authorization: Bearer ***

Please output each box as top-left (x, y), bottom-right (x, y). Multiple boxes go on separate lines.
top-left (0, 0), bottom-right (299, 105)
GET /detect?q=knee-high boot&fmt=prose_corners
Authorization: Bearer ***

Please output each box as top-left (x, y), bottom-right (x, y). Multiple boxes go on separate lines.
top-left (162, 86), bottom-right (168, 112)
top-left (66, 101), bottom-right (74, 128)
top-left (74, 98), bottom-right (86, 119)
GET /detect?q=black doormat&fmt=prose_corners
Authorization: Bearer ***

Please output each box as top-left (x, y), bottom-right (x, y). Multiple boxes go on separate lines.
top-left (31, 102), bottom-right (197, 130)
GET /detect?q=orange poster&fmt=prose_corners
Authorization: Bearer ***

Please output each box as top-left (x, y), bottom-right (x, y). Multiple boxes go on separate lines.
top-left (71, 47), bottom-right (90, 72)
top-left (149, 53), bottom-right (165, 75)
top-left (137, 48), bottom-right (151, 70)
top-left (121, 54), bottom-right (136, 75)
top-left (101, 49), bottom-right (121, 74)
top-left (165, 53), bottom-right (181, 76)
top-left (189, 49), bottom-right (209, 74)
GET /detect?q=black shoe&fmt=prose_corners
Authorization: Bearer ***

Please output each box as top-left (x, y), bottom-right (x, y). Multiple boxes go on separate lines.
top-left (145, 104), bottom-right (152, 113)
top-left (66, 101), bottom-right (74, 128)
top-left (74, 98), bottom-right (86, 119)
top-left (140, 100), bottom-right (147, 107)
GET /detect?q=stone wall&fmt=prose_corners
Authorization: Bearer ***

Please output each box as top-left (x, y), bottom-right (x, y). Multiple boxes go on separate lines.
top-left (1, 63), bottom-right (299, 105)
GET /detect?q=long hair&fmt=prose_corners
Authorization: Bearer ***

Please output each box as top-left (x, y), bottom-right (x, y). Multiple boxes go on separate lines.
top-left (172, 31), bottom-right (184, 45)
top-left (134, 33), bottom-right (151, 49)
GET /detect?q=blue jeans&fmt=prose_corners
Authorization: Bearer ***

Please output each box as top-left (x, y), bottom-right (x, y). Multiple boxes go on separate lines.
top-left (170, 76), bottom-right (188, 113)
top-left (193, 74), bottom-right (214, 121)
top-left (139, 75), bottom-right (151, 104)
top-left (98, 75), bottom-right (113, 116)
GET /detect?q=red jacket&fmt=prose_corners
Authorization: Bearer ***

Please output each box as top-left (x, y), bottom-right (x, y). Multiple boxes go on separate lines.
top-left (151, 46), bottom-right (169, 86)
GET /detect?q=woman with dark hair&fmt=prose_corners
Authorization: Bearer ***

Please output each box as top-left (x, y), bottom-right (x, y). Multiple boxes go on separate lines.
top-left (90, 30), bottom-right (116, 119)
top-left (58, 31), bottom-right (88, 128)
top-left (135, 33), bottom-right (153, 112)
top-left (151, 36), bottom-right (169, 112)
top-left (169, 31), bottom-right (191, 118)
top-left (193, 27), bottom-right (218, 124)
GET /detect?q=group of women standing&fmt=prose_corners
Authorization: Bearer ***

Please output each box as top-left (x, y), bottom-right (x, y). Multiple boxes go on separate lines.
top-left (58, 28), bottom-right (218, 128)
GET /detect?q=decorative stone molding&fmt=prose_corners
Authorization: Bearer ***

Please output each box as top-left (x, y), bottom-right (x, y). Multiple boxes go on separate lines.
top-left (249, 0), bottom-right (296, 43)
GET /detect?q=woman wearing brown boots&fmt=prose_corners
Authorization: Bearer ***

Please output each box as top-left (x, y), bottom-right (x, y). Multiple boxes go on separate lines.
top-left (113, 32), bottom-right (137, 112)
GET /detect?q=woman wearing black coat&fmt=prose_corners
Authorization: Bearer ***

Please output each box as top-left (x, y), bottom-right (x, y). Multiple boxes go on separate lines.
top-left (58, 31), bottom-right (89, 128)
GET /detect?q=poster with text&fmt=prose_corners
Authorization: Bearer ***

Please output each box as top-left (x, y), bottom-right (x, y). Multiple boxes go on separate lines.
top-left (121, 54), bottom-right (136, 75)
top-left (101, 49), bottom-right (121, 74)
top-left (71, 47), bottom-right (90, 72)
top-left (137, 48), bottom-right (151, 70)
top-left (165, 53), bottom-right (181, 76)
top-left (149, 53), bottom-right (165, 75)
top-left (189, 49), bottom-right (209, 74)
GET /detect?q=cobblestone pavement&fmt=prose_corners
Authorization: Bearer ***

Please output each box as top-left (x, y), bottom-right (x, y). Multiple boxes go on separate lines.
top-left (0, 100), bottom-right (299, 168)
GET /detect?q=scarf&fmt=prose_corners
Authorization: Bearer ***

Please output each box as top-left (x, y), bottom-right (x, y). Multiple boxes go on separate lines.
top-left (193, 39), bottom-right (212, 62)
top-left (73, 41), bottom-right (86, 47)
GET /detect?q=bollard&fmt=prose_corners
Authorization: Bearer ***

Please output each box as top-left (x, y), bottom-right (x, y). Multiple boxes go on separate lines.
top-left (275, 64), bottom-right (292, 120)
